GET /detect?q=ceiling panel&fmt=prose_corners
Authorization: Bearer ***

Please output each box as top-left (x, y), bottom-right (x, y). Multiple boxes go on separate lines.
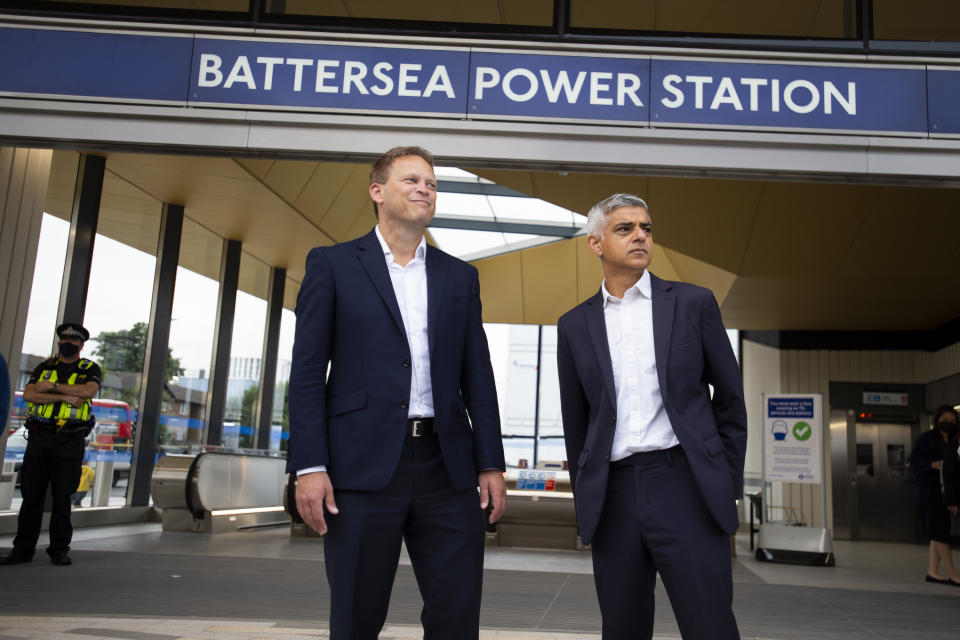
top-left (838, 187), bottom-right (960, 278)
top-left (738, 181), bottom-right (878, 278)
top-left (41, 150), bottom-right (960, 332)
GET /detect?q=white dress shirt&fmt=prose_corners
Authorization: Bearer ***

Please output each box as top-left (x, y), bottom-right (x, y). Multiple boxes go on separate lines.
top-left (297, 226), bottom-right (435, 476)
top-left (375, 225), bottom-right (435, 418)
top-left (602, 270), bottom-right (680, 461)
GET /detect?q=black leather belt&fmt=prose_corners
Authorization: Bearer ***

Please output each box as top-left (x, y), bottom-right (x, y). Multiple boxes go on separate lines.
top-left (407, 417), bottom-right (436, 437)
top-left (613, 444), bottom-right (685, 468)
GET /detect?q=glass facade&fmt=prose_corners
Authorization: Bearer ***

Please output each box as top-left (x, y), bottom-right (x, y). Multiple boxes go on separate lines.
top-left (223, 253), bottom-right (268, 449)
top-left (873, 0), bottom-right (960, 41)
top-left (17, 0), bottom-right (248, 12)
top-left (570, 0), bottom-right (853, 38)
top-left (274, 304), bottom-right (296, 453)
top-left (81, 164), bottom-right (163, 506)
top-left (165, 219), bottom-right (223, 452)
top-left (266, 0), bottom-right (554, 26)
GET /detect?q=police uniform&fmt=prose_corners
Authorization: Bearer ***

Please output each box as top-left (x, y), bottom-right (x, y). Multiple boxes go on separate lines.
top-left (3, 323), bottom-right (100, 566)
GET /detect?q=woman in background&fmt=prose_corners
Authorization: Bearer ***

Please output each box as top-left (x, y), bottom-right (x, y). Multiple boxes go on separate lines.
top-left (942, 408), bottom-right (960, 561)
top-left (910, 404), bottom-right (960, 586)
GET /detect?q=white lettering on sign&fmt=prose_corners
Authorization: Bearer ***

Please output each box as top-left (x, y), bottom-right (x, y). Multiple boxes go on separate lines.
top-left (224, 56), bottom-right (256, 89)
top-left (197, 53), bottom-right (456, 100)
top-left (474, 66), bottom-right (644, 107)
top-left (198, 54), bottom-right (223, 87)
top-left (660, 74), bottom-right (856, 116)
top-left (256, 56), bottom-right (284, 91)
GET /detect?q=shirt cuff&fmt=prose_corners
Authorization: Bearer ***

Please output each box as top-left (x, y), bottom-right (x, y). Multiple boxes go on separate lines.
top-left (297, 465), bottom-right (327, 476)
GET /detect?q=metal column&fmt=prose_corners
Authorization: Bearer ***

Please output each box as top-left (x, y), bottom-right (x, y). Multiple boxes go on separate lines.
top-left (533, 325), bottom-right (543, 468)
top-left (255, 267), bottom-right (286, 450)
top-left (57, 154), bottom-right (105, 325)
top-left (205, 239), bottom-right (241, 447)
top-left (128, 203), bottom-right (183, 507)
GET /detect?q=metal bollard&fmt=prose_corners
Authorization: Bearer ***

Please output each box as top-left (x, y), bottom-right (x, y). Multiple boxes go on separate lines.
top-left (91, 461), bottom-right (114, 507)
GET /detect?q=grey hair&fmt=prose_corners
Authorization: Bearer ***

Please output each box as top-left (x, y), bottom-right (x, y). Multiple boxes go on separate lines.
top-left (584, 193), bottom-right (650, 238)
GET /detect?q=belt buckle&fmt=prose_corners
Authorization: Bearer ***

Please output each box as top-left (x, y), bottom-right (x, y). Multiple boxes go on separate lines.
top-left (410, 419), bottom-right (425, 437)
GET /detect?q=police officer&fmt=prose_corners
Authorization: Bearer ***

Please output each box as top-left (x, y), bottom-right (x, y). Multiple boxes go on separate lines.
top-left (1, 323), bottom-right (101, 566)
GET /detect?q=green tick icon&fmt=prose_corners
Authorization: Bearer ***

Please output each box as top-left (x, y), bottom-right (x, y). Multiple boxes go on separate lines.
top-left (792, 421), bottom-right (812, 441)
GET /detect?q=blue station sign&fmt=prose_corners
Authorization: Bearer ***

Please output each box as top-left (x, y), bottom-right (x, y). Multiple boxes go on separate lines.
top-left (0, 24), bottom-right (954, 137)
top-left (651, 58), bottom-right (927, 134)
top-left (191, 37), bottom-right (470, 115)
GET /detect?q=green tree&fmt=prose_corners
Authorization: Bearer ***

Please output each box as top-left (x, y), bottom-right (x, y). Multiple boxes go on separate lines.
top-left (239, 384), bottom-right (258, 448)
top-left (92, 322), bottom-right (183, 381)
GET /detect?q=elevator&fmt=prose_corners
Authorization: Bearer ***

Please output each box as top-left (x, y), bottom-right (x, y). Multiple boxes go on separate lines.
top-left (852, 421), bottom-right (915, 541)
top-left (829, 382), bottom-right (925, 542)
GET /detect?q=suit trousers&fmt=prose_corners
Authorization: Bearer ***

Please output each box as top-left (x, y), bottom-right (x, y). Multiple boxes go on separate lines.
top-left (13, 429), bottom-right (85, 558)
top-left (323, 434), bottom-right (485, 640)
top-left (590, 446), bottom-right (739, 640)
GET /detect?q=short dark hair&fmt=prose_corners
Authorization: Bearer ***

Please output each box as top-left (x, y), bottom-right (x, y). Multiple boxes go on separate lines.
top-left (370, 146), bottom-right (434, 185)
top-left (369, 146), bottom-right (434, 218)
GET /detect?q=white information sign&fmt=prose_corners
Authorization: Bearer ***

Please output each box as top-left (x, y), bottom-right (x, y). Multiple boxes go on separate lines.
top-left (763, 393), bottom-right (823, 484)
top-left (861, 391), bottom-right (908, 406)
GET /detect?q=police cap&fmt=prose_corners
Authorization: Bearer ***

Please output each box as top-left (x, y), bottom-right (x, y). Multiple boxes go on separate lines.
top-left (56, 322), bottom-right (90, 341)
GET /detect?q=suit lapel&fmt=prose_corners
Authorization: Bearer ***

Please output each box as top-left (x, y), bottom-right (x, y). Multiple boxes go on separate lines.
top-left (585, 291), bottom-right (618, 410)
top-left (426, 246), bottom-right (446, 357)
top-left (356, 230), bottom-right (405, 334)
top-left (651, 274), bottom-right (675, 379)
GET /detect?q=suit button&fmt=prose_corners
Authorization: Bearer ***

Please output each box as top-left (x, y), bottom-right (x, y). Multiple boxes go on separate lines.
top-left (610, 416), bottom-right (616, 424)
top-left (402, 359), bottom-right (410, 367)
top-left (401, 401), bottom-right (409, 409)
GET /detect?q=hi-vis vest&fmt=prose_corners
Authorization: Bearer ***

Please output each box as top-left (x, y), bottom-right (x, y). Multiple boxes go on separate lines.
top-left (26, 359), bottom-right (95, 426)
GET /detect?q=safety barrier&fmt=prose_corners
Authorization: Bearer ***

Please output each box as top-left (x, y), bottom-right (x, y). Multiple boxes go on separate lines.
top-left (285, 467), bottom-right (582, 549)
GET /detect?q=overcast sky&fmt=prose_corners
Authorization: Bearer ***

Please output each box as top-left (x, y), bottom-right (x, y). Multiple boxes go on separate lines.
top-left (22, 214), bottom-right (284, 374)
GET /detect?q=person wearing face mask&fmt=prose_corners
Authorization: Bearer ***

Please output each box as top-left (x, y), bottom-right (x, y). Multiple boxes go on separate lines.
top-left (909, 405), bottom-right (960, 586)
top-left (1, 323), bottom-right (100, 567)
top-left (941, 409), bottom-right (960, 550)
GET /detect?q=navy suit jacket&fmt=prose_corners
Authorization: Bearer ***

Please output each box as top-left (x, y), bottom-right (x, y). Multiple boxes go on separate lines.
top-left (557, 273), bottom-right (747, 544)
top-left (287, 229), bottom-right (505, 491)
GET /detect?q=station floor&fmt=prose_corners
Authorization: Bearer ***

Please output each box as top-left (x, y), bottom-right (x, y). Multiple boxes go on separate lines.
top-left (1, 523), bottom-right (959, 639)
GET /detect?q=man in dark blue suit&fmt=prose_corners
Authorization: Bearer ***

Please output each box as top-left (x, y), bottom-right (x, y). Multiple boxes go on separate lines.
top-left (557, 193), bottom-right (747, 640)
top-left (288, 146), bottom-right (506, 640)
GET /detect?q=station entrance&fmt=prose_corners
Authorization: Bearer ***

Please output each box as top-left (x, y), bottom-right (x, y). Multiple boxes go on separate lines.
top-left (5, 15), bottom-right (960, 540)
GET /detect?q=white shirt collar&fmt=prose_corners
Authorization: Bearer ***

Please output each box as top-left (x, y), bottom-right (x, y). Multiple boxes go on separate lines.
top-left (374, 224), bottom-right (426, 264)
top-left (601, 270), bottom-right (651, 307)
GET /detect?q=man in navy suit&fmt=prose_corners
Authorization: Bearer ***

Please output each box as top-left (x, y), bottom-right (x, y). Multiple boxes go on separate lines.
top-left (288, 146), bottom-right (506, 640)
top-left (557, 193), bottom-right (747, 640)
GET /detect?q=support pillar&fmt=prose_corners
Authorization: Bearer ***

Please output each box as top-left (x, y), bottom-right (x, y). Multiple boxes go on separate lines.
top-left (128, 204), bottom-right (183, 506)
top-left (57, 154), bottom-right (105, 325)
top-left (256, 267), bottom-right (285, 450)
top-left (205, 239), bottom-right (241, 447)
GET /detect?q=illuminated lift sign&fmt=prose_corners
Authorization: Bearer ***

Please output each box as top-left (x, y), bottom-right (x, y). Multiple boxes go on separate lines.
top-left (0, 26), bottom-right (948, 135)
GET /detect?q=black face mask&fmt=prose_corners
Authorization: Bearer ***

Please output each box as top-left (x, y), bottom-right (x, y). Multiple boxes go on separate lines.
top-left (59, 342), bottom-right (80, 358)
top-left (939, 422), bottom-right (958, 436)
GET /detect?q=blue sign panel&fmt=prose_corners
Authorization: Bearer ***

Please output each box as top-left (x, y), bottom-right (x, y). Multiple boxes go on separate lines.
top-left (928, 69), bottom-right (960, 135)
top-left (469, 52), bottom-right (649, 122)
top-left (767, 397), bottom-right (815, 419)
top-left (0, 27), bottom-right (192, 103)
top-left (0, 25), bottom-right (953, 137)
top-left (651, 59), bottom-right (927, 134)
top-left (190, 38), bottom-right (470, 115)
